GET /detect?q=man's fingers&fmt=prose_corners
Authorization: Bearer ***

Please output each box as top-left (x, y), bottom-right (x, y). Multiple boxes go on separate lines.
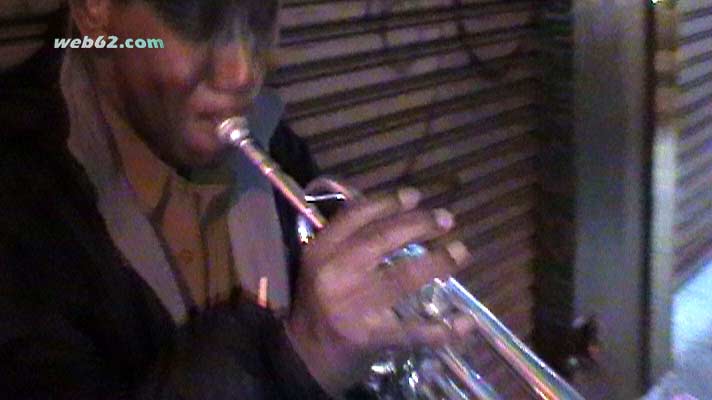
top-left (310, 188), bottom-right (422, 260)
top-left (360, 209), bottom-right (455, 269)
top-left (318, 237), bottom-right (470, 312)
top-left (329, 208), bottom-right (455, 276)
top-left (403, 315), bottom-right (476, 347)
top-left (370, 310), bottom-right (476, 348)
top-left (378, 241), bottom-right (472, 301)
top-left (330, 241), bottom-right (470, 325)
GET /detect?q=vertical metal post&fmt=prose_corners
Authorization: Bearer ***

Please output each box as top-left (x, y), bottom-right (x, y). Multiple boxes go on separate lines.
top-left (573, 1), bottom-right (657, 398)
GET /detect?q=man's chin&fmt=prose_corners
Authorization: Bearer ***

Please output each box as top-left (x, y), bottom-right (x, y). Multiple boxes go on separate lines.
top-left (180, 124), bottom-right (233, 168)
top-left (183, 145), bottom-right (231, 169)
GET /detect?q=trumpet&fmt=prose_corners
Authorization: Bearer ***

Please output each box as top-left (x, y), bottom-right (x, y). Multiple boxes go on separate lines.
top-left (216, 117), bottom-right (585, 400)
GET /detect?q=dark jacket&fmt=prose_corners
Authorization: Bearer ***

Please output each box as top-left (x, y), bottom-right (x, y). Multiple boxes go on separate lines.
top-left (0, 37), bottom-right (330, 398)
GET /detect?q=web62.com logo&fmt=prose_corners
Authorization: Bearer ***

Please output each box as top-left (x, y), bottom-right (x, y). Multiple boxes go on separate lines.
top-left (55, 36), bottom-right (164, 49)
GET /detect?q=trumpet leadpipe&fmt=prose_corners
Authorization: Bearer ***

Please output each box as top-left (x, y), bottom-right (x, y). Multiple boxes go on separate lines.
top-left (216, 117), bottom-right (327, 230)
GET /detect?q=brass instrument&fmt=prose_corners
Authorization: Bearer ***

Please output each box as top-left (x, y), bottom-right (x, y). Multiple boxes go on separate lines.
top-left (216, 117), bottom-right (585, 400)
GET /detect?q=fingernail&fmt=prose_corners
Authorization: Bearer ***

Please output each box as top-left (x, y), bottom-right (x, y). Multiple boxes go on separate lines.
top-left (433, 208), bottom-right (455, 230)
top-left (398, 187), bottom-right (421, 210)
top-left (446, 241), bottom-right (471, 265)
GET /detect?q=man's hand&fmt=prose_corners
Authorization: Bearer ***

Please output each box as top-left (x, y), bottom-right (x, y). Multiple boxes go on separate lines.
top-left (285, 187), bottom-right (473, 396)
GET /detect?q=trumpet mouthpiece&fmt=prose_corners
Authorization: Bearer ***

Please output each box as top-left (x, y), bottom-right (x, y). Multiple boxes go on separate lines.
top-left (216, 116), bottom-right (250, 145)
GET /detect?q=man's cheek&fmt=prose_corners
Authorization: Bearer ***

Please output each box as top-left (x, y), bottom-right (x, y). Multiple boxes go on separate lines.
top-left (114, 55), bottom-right (155, 97)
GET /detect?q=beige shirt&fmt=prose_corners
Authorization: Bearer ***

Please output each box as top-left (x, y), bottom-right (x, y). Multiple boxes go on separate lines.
top-left (112, 127), bottom-right (236, 310)
top-left (63, 49), bottom-right (290, 323)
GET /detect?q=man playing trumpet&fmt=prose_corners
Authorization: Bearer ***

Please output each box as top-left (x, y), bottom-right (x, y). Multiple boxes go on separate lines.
top-left (0, 0), bottom-right (472, 398)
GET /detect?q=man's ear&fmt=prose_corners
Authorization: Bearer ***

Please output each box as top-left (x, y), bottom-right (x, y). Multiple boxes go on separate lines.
top-left (70, 0), bottom-right (112, 38)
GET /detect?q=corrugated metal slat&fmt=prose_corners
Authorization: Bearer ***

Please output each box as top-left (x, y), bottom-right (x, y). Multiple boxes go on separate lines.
top-left (676, 1), bottom-right (712, 280)
top-left (274, 0), bottom-right (540, 395)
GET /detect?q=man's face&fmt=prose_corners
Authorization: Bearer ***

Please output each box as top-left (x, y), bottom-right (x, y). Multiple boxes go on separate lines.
top-left (99, 0), bottom-right (278, 168)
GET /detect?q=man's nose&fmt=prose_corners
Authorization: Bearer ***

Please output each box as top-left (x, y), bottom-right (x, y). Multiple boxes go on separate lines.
top-left (210, 41), bottom-right (262, 94)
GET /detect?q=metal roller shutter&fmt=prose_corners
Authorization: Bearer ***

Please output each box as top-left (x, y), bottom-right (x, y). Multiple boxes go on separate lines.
top-left (675, 0), bottom-right (712, 284)
top-left (272, 0), bottom-right (543, 396)
top-left (0, 1), bottom-right (63, 71)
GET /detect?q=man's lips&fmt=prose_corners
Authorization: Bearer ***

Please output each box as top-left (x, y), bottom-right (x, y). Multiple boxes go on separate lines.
top-left (196, 111), bottom-right (248, 128)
